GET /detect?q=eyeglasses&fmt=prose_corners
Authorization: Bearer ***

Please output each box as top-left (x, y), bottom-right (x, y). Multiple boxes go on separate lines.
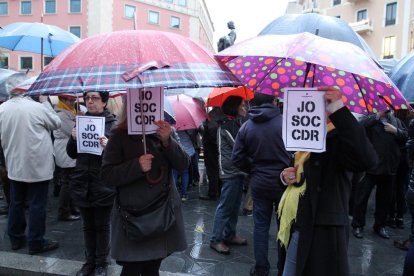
top-left (84, 96), bottom-right (102, 102)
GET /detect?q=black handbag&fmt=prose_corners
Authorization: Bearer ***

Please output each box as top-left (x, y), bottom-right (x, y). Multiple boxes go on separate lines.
top-left (117, 185), bottom-right (176, 241)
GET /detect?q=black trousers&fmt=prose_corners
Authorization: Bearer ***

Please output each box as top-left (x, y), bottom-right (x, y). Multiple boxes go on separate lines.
top-left (119, 259), bottom-right (163, 276)
top-left (352, 174), bottom-right (393, 229)
top-left (79, 205), bottom-right (112, 265)
top-left (203, 145), bottom-right (220, 197)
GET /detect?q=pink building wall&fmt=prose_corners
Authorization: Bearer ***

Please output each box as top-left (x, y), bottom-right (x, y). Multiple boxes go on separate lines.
top-left (0, 0), bottom-right (203, 75)
top-left (112, 1), bottom-right (190, 36)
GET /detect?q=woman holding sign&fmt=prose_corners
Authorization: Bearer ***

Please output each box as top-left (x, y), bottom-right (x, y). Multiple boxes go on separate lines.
top-left (66, 91), bottom-right (117, 276)
top-left (101, 101), bottom-right (189, 276)
top-left (277, 88), bottom-right (378, 276)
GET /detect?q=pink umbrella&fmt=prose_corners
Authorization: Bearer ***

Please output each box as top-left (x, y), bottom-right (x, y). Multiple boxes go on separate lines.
top-left (166, 94), bottom-right (207, 131)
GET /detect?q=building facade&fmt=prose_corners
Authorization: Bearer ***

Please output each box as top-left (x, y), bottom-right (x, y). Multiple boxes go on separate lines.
top-left (287, 0), bottom-right (414, 60)
top-left (0, 0), bottom-right (214, 74)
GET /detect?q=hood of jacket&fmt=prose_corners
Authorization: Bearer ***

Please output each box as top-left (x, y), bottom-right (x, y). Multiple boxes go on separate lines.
top-left (249, 103), bottom-right (281, 123)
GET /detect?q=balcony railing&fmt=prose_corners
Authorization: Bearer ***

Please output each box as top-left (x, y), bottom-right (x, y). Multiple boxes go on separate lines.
top-left (349, 19), bottom-right (373, 34)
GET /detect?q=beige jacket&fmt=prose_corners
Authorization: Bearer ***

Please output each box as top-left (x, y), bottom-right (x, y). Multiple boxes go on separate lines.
top-left (0, 96), bottom-right (61, 182)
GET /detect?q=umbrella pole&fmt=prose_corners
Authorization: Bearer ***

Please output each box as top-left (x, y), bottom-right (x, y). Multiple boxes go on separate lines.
top-left (41, 37), bottom-right (44, 71)
top-left (139, 89), bottom-right (147, 154)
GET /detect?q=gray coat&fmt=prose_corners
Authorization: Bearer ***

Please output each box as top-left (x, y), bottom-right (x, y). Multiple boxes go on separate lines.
top-left (102, 128), bottom-right (189, 262)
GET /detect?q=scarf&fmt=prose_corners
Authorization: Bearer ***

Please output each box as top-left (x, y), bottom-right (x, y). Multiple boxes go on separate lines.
top-left (277, 122), bottom-right (335, 249)
top-left (56, 99), bottom-right (76, 116)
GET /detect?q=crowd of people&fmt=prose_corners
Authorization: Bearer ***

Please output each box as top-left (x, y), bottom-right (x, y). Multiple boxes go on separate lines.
top-left (0, 83), bottom-right (413, 276)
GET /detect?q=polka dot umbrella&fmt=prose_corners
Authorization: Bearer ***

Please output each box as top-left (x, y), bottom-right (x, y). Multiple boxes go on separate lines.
top-left (216, 32), bottom-right (409, 114)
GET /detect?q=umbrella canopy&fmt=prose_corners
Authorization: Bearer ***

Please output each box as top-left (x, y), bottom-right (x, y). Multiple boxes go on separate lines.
top-left (389, 51), bottom-right (414, 102)
top-left (0, 68), bottom-right (28, 100)
top-left (258, 13), bottom-right (379, 64)
top-left (27, 30), bottom-right (241, 96)
top-left (166, 94), bottom-right (207, 130)
top-left (216, 33), bottom-right (409, 114)
top-left (206, 86), bottom-right (254, 107)
top-left (0, 22), bottom-right (80, 57)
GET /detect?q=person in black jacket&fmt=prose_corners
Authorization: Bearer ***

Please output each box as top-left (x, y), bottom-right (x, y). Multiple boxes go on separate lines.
top-left (67, 91), bottom-right (117, 276)
top-left (232, 93), bottom-right (291, 276)
top-left (352, 110), bottom-right (407, 239)
top-left (278, 88), bottom-right (378, 276)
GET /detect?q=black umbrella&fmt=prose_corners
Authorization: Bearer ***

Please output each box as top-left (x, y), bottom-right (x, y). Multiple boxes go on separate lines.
top-left (389, 51), bottom-right (414, 102)
top-left (258, 13), bottom-right (379, 65)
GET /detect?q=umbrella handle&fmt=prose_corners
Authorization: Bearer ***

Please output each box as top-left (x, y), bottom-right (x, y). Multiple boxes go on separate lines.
top-left (145, 165), bottom-right (167, 185)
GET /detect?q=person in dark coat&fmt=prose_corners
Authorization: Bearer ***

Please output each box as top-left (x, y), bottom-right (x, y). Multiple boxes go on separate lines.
top-left (66, 91), bottom-right (117, 276)
top-left (232, 93), bottom-right (291, 276)
top-left (278, 88), bottom-right (378, 276)
top-left (101, 99), bottom-right (189, 276)
top-left (351, 109), bottom-right (407, 239)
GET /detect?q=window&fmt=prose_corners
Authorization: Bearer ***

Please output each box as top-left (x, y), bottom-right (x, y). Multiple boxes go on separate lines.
top-left (170, 16), bottom-right (181, 29)
top-left (21, 1), bottom-right (32, 15)
top-left (178, 0), bottom-right (186, 7)
top-left (383, 36), bottom-right (396, 59)
top-left (44, 56), bottom-right (54, 67)
top-left (385, 2), bottom-right (397, 26)
top-left (148, 11), bottom-right (159, 24)
top-left (333, 0), bottom-right (341, 6)
top-left (45, 0), bottom-right (56, 13)
top-left (335, 15), bottom-right (341, 19)
top-left (20, 57), bottom-right (33, 70)
top-left (69, 0), bottom-right (81, 13)
top-left (0, 2), bottom-right (8, 15)
top-left (69, 26), bottom-right (81, 38)
top-left (124, 4), bottom-right (136, 19)
top-left (0, 56), bottom-right (8, 68)
top-left (357, 9), bottom-right (367, 21)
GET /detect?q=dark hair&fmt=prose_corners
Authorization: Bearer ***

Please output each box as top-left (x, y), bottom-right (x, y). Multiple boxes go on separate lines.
top-left (221, 96), bottom-right (243, 117)
top-left (250, 93), bottom-right (276, 107)
top-left (83, 91), bottom-right (109, 103)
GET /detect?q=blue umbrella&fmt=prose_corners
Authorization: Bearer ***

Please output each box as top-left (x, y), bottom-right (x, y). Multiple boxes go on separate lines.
top-left (0, 68), bottom-right (27, 100)
top-left (258, 13), bottom-right (379, 65)
top-left (0, 22), bottom-right (80, 69)
top-left (389, 51), bottom-right (414, 102)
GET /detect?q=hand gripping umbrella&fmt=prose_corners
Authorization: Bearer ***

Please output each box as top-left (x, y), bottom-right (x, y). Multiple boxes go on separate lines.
top-left (216, 32), bottom-right (409, 114)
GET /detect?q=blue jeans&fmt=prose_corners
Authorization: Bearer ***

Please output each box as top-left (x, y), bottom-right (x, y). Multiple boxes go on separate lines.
top-left (210, 175), bottom-right (244, 244)
top-left (8, 180), bottom-right (49, 250)
top-left (282, 231), bottom-right (299, 276)
top-left (251, 188), bottom-right (282, 275)
top-left (173, 169), bottom-right (189, 197)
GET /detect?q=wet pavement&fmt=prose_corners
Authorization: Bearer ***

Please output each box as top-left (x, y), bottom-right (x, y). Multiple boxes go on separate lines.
top-left (0, 163), bottom-right (410, 275)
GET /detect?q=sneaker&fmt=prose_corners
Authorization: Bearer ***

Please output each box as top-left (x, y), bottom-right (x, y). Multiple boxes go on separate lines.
top-left (181, 195), bottom-right (188, 202)
top-left (94, 263), bottom-right (108, 276)
top-left (76, 262), bottom-right (95, 276)
top-left (242, 209), bottom-right (253, 216)
top-left (28, 239), bottom-right (59, 255)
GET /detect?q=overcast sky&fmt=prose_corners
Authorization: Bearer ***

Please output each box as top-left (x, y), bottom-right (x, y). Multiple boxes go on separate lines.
top-left (205, 0), bottom-right (290, 50)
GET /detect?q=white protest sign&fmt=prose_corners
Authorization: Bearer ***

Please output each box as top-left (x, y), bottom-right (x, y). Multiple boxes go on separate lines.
top-left (282, 88), bottom-right (327, 153)
top-left (127, 87), bottom-right (164, 135)
top-left (76, 116), bottom-right (105, 155)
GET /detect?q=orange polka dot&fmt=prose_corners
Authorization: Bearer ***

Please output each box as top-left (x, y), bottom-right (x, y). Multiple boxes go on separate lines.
top-left (369, 86), bottom-right (374, 91)
top-left (326, 66), bottom-right (336, 72)
top-left (272, 82), bottom-right (280, 89)
top-left (248, 79), bottom-right (257, 86)
top-left (369, 100), bottom-right (373, 105)
top-left (395, 105), bottom-right (400, 110)
top-left (236, 59), bottom-right (242, 63)
top-left (383, 96), bottom-right (391, 105)
top-left (264, 58), bottom-right (274, 65)
top-left (367, 105), bottom-right (373, 112)
top-left (336, 78), bottom-right (345, 86)
top-left (358, 99), bottom-right (366, 107)
top-left (342, 96), bottom-right (348, 103)
top-left (237, 70), bottom-right (242, 75)
top-left (307, 71), bottom-right (314, 78)
top-left (295, 60), bottom-right (305, 66)
top-left (277, 68), bottom-right (286, 74)
top-left (231, 69), bottom-right (236, 74)
top-left (354, 84), bottom-right (359, 89)
top-left (291, 75), bottom-right (297, 80)
top-left (254, 68), bottom-right (259, 72)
